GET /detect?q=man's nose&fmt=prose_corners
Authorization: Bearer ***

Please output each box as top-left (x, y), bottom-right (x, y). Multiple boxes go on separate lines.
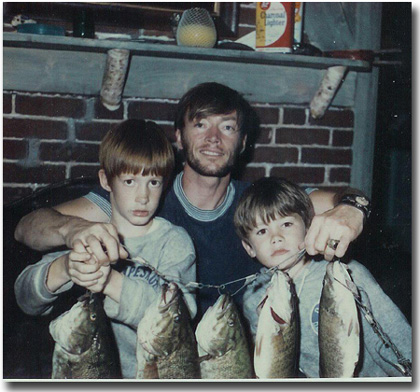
top-left (205, 124), bottom-right (221, 143)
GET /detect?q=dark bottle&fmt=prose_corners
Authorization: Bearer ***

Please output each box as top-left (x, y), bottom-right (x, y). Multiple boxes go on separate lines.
top-left (73, 9), bottom-right (95, 38)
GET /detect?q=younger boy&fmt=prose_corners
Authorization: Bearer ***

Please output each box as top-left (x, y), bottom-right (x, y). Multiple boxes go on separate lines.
top-left (234, 177), bottom-right (411, 378)
top-left (14, 120), bottom-right (196, 379)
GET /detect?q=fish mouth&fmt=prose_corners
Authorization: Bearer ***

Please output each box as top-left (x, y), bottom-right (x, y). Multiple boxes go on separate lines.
top-left (158, 283), bottom-right (179, 313)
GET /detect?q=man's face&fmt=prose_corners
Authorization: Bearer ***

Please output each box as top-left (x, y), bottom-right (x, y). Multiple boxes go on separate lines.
top-left (176, 111), bottom-right (246, 178)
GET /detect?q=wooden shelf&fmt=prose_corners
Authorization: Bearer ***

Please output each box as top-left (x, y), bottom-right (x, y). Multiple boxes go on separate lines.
top-left (3, 32), bottom-right (371, 104)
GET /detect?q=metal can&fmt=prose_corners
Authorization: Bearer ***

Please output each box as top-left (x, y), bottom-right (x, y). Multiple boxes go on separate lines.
top-left (256, 2), bottom-right (295, 53)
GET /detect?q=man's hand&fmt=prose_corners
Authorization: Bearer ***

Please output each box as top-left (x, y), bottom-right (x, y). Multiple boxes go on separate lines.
top-left (61, 219), bottom-right (128, 265)
top-left (301, 203), bottom-right (364, 261)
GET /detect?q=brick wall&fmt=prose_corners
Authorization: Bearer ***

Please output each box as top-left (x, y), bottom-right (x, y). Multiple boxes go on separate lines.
top-left (3, 91), bottom-right (353, 204)
top-left (3, 3), bottom-right (354, 205)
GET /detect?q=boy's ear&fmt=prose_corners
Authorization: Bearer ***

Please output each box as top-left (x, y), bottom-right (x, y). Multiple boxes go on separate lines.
top-left (241, 239), bottom-right (256, 258)
top-left (175, 129), bottom-right (183, 150)
top-left (98, 169), bottom-right (112, 192)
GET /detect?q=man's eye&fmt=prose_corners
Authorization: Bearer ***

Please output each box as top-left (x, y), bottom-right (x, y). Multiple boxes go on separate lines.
top-left (283, 222), bottom-right (293, 228)
top-left (195, 122), bottom-right (205, 128)
top-left (124, 179), bottom-right (134, 186)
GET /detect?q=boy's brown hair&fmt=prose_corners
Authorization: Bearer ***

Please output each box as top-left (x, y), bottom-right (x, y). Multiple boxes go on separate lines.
top-left (99, 119), bottom-right (174, 186)
top-left (234, 177), bottom-right (315, 241)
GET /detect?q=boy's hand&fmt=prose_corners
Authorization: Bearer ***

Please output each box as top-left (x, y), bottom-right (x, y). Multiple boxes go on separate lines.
top-left (62, 219), bottom-right (128, 265)
top-left (301, 204), bottom-right (364, 261)
top-left (65, 240), bottom-right (111, 289)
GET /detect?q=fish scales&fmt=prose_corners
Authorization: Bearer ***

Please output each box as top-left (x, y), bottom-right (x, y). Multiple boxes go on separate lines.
top-left (254, 270), bottom-right (299, 378)
top-left (136, 282), bottom-right (200, 379)
top-left (196, 294), bottom-right (254, 379)
top-left (49, 292), bottom-right (121, 379)
top-left (319, 261), bottom-right (360, 378)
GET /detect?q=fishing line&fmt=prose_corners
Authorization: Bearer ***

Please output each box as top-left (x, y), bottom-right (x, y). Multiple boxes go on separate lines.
top-left (331, 265), bottom-right (412, 377)
top-left (120, 245), bottom-right (306, 298)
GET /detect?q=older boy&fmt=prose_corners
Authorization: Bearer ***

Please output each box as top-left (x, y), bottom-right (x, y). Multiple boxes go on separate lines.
top-left (234, 177), bottom-right (411, 378)
top-left (14, 120), bottom-right (196, 378)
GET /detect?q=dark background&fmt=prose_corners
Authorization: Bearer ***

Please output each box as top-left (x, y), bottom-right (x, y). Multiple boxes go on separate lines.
top-left (351, 2), bottom-right (412, 324)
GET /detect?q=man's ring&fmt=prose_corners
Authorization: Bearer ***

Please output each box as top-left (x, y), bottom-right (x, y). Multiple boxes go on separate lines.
top-left (327, 239), bottom-right (340, 250)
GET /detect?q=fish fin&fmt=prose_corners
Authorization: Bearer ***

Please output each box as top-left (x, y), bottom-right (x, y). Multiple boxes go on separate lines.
top-left (347, 316), bottom-right (360, 337)
top-left (257, 296), bottom-right (268, 316)
top-left (270, 307), bottom-right (287, 325)
top-left (143, 360), bottom-right (159, 379)
top-left (255, 336), bottom-right (262, 357)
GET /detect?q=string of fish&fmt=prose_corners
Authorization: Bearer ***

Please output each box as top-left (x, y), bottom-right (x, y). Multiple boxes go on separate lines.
top-left (123, 246), bottom-right (306, 297)
top-left (333, 275), bottom-right (412, 377)
top-left (122, 247), bottom-right (412, 377)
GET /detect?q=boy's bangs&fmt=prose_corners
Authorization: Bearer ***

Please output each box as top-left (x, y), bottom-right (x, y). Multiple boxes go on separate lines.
top-left (115, 151), bottom-right (169, 178)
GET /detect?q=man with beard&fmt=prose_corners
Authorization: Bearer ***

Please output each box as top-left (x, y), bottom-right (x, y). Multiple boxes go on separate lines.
top-left (15, 83), bottom-right (369, 318)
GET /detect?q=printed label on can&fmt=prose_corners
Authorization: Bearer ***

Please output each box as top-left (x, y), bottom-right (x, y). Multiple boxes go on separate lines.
top-left (256, 2), bottom-right (294, 52)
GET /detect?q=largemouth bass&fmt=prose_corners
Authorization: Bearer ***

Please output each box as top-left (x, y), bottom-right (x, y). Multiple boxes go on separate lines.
top-left (319, 261), bottom-right (360, 378)
top-left (195, 294), bottom-right (254, 379)
top-left (136, 282), bottom-right (200, 379)
top-left (49, 292), bottom-right (121, 379)
top-left (254, 270), bottom-right (298, 378)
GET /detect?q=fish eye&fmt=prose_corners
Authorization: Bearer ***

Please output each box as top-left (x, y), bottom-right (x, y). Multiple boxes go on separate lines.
top-left (173, 314), bottom-right (181, 323)
top-left (90, 313), bottom-right (97, 321)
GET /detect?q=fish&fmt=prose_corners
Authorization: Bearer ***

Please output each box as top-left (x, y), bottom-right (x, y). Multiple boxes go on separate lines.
top-left (195, 294), bottom-right (254, 379)
top-left (254, 270), bottom-right (299, 378)
top-left (136, 282), bottom-right (200, 379)
top-left (49, 292), bottom-right (121, 379)
top-left (318, 261), bottom-right (360, 378)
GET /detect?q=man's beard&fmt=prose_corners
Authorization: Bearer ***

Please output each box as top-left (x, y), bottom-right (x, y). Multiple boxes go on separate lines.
top-left (181, 137), bottom-right (243, 178)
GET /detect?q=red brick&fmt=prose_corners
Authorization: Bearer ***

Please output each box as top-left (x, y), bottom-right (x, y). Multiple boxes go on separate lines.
top-left (3, 139), bottom-right (27, 160)
top-left (329, 168), bottom-right (351, 183)
top-left (308, 109), bottom-right (354, 128)
top-left (332, 130), bottom-right (354, 146)
top-left (3, 118), bottom-right (68, 139)
top-left (256, 128), bottom-right (273, 144)
top-left (4, 94), bottom-right (12, 114)
top-left (283, 108), bottom-right (306, 125)
top-left (127, 101), bottom-right (176, 122)
top-left (3, 162), bottom-right (66, 183)
top-left (253, 147), bottom-right (299, 163)
top-left (270, 166), bottom-right (325, 184)
top-left (94, 99), bottom-right (124, 120)
top-left (76, 122), bottom-right (115, 142)
top-left (253, 106), bottom-right (279, 125)
top-left (301, 148), bottom-right (352, 165)
top-left (238, 166), bottom-right (266, 183)
top-left (3, 187), bottom-right (34, 205)
top-left (71, 143), bottom-right (100, 163)
top-left (15, 95), bottom-right (86, 118)
top-left (39, 142), bottom-right (99, 163)
top-left (275, 128), bottom-right (330, 145)
top-left (239, 5), bottom-right (256, 25)
top-left (70, 164), bottom-right (101, 179)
